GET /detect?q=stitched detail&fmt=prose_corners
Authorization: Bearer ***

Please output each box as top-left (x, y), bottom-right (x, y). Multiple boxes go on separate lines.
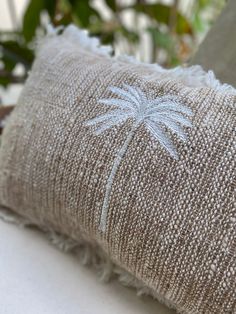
top-left (85, 84), bottom-right (193, 231)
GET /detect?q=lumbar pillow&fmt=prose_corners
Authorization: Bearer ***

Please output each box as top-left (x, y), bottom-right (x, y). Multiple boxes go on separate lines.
top-left (0, 24), bottom-right (235, 314)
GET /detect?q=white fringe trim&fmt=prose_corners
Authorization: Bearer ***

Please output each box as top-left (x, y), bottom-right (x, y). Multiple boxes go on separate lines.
top-left (117, 54), bottom-right (236, 94)
top-left (45, 24), bottom-right (113, 56)
top-left (38, 24), bottom-right (236, 96)
top-left (0, 206), bottom-right (179, 313)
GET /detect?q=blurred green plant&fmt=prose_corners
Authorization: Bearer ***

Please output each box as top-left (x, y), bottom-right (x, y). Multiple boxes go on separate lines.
top-left (0, 0), bottom-right (225, 88)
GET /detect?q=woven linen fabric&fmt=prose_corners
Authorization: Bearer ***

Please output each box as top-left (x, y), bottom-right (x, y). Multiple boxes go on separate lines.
top-left (0, 25), bottom-right (235, 314)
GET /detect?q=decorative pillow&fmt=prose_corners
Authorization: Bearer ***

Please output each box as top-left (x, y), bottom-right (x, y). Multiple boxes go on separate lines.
top-left (0, 25), bottom-right (235, 314)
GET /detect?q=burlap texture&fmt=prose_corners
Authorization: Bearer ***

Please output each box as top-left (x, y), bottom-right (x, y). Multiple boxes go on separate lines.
top-left (0, 26), bottom-right (235, 313)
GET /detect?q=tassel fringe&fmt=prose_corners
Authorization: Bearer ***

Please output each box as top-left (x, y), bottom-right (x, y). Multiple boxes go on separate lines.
top-left (37, 24), bottom-right (236, 95)
top-left (0, 206), bottom-right (179, 312)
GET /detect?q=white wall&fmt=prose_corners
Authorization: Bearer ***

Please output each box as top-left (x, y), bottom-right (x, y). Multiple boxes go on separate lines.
top-left (0, 0), bottom-right (29, 104)
top-left (0, 0), bottom-right (28, 30)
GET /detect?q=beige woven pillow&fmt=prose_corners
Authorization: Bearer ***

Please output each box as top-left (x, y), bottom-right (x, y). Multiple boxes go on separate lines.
top-left (0, 25), bottom-right (235, 314)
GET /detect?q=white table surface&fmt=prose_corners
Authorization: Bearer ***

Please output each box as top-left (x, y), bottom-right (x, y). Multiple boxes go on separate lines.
top-left (0, 219), bottom-right (175, 314)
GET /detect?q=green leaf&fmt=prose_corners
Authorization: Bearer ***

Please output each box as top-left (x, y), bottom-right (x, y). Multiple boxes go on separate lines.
top-left (100, 32), bottom-right (115, 45)
top-left (23, 0), bottom-right (45, 42)
top-left (170, 55), bottom-right (180, 67)
top-left (44, 0), bottom-right (57, 19)
top-left (192, 13), bottom-right (206, 32)
top-left (68, 0), bottom-right (100, 27)
top-left (119, 27), bottom-right (139, 43)
top-left (0, 76), bottom-right (11, 88)
top-left (126, 3), bottom-right (192, 35)
top-left (54, 13), bottom-right (73, 26)
top-left (105, 0), bottom-right (116, 12)
top-left (2, 55), bottom-right (16, 71)
top-left (198, 0), bottom-right (211, 9)
top-left (176, 14), bottom-right (192, 35)
top-left (0, 41), bottom-right (34, 69)
top-left (147, 27), bottom-right (174, 51)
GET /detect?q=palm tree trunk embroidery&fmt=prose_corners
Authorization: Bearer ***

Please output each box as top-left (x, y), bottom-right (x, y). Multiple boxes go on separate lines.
top-left (84, 84), bottom-right (193, 232)
top-left (99, 122), bottom-right (138, 231)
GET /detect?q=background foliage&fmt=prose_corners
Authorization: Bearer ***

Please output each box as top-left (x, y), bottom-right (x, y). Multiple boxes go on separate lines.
top-left (0, 0), bottom-right (225, 89)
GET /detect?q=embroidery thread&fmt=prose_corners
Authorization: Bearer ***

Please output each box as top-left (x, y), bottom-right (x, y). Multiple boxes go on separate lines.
top-left (85, 84), bottom-right (193, 231)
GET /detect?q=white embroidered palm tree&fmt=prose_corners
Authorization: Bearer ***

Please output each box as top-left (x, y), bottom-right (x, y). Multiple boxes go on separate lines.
top-left (85, 84), bottom-right (193, 231)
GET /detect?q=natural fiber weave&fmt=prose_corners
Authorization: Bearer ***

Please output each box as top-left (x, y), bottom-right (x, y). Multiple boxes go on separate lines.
top-left (0, 25), bottom-right (235, 314)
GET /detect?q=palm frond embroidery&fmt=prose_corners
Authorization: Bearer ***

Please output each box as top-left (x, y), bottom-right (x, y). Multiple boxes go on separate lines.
top-left (85, 84), bottom-right (193, 232)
